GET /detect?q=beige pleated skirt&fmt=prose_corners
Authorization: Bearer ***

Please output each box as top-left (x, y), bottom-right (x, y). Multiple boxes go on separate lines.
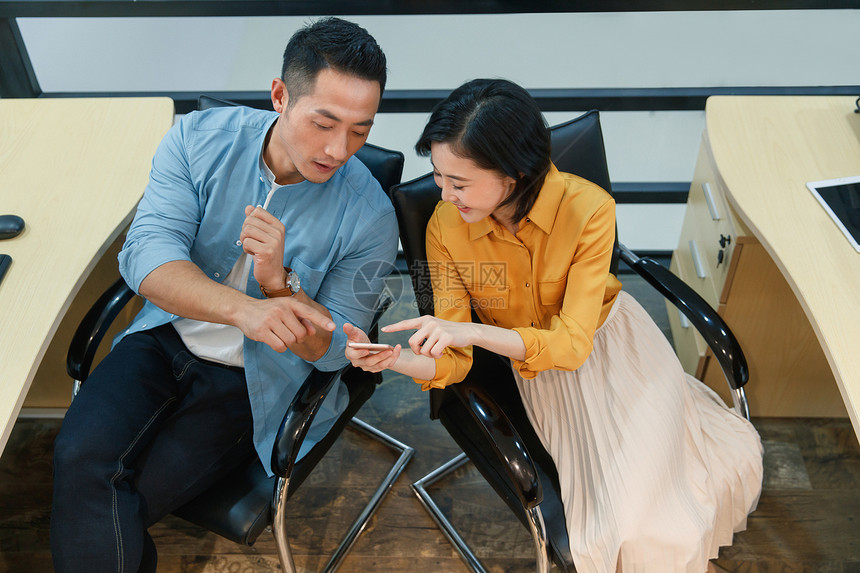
top-left (513, 290), bottom-right (763, 573)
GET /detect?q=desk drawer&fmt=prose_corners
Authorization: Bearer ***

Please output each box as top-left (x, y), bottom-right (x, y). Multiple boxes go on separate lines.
top-left (684, 140), bottom-right (740, 299)
top-left (666, 255), bottom-right (708, 377)
top-left (698, 239), bottom-right (847, 417)
top-left (675, 212), bottom-right (720, 309)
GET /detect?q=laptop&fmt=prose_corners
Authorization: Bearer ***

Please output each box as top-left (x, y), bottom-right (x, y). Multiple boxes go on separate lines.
top-left (806, 175), bottom-right (860, 253)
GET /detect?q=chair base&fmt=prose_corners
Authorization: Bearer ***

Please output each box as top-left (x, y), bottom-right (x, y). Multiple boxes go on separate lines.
top-left (411, 453), bottom-right (551, 573)
top-left (275, 417), bottom-right (414, 573)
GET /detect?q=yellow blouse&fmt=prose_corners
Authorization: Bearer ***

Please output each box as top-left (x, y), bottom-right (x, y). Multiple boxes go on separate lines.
top-left (415, 163), bottom-right (623, 390)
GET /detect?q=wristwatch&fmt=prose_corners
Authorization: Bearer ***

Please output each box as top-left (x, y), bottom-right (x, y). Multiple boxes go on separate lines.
top-left (260, 267), bottom-right (301, 298)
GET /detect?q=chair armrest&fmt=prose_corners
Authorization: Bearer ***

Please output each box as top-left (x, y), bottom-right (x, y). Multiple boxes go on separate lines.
top-left (271, 368), bottom-right (341, 477)
top-left (618, 244), bottom-right (749, 390)
top-left (270, 293), bottom-right (394, 478)
top-left (66, 277), bottom-right (136, 383)
top-left (451, 381), bottom-right (542, 510)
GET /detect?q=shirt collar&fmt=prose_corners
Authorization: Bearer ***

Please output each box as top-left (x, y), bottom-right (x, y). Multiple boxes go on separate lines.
top-left (258, 116), bottom-right (281, 187)
top-left (467, 217), bottom-right (495, 241)
top-left (259, 151), bottom-right (278, 188)
top-left (526, 162), bottom-right (564, 234)
top-left (466, 162), bottom-right (564, 240)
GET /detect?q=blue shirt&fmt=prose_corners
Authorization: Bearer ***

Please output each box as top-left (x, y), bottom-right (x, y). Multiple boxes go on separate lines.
top-left (117, 106), bottom-right (399, 475)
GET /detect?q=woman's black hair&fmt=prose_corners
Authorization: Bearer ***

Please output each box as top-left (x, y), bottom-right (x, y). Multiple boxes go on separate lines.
top-left (415, 79), bottom-right (551, 224)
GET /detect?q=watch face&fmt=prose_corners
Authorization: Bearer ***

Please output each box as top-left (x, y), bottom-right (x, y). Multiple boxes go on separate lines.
top-left (289, 271), bottom-right (300, 293)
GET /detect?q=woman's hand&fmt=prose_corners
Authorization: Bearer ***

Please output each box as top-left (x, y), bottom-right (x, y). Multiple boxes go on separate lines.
top-left (381, 315), bottom-right (477, 358)
top-left (343, 323), bottom-right (401, 373)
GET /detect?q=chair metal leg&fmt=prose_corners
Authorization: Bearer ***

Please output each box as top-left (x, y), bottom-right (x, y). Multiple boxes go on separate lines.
top-left (411, 453), bottom-right (552, 573)
top-left (270, 417), bottom-right (414, 573)
top-left (272, 476), bottom-right (298, 573)
top-left (732, 387), bottom-right (751, 421)
top-left (411, 453), bottom-right (487, 573)
top-left (323, 418), bottom-right (415, 571)
top-left (526, 505), bottom-right (550, 573)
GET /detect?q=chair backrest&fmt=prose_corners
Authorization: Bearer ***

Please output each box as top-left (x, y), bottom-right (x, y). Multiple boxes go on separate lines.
top-left (388, 172), bottom-right (440, 317)
top-left (197, 94), bottom-right (239, 111)
top-left (196, 95), bottom-right (404, 194)
top-left (389, 109), bottom-right (617, 316)
top-left (353, 143), bottom-right (405, 195)
top-left (549, 110), bottom-right (612, 194)
top-left (550, 110), bottom-right (620, 274)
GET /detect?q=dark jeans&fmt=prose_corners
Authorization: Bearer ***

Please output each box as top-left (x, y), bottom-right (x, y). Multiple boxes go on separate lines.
top-left (51, 324), bottom-right (256, 573)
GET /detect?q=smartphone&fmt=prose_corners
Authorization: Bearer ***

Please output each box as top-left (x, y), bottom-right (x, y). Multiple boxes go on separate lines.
top-left (348, 342), bottom-right (394, 353)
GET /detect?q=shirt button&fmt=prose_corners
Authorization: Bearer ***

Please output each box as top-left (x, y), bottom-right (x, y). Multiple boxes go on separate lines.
top-left (526, 218), bottom-right (531, 223)
top-left (236, 240), bottom-right (242, 246)
top-left (214, 272), bottom-right (221, 278)
top-left (525, 282), bottom-right (530, 288)
top-left (531, 322), bottom-right (535, 327)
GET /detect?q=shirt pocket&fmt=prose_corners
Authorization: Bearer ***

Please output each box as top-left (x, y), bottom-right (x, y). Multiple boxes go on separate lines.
top-left (466, 283), bottom-right (510, 325)
top-left (288, 256), bottom-right (326, 300)
top-left (538, 277), bottom-right (567, 308)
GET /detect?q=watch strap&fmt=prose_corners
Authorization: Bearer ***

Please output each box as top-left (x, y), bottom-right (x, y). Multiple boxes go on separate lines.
top-left (260, 267), bottom-right (296, 298)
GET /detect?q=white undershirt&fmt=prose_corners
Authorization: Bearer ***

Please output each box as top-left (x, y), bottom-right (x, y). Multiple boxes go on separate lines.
top-left (173, 158), bottom-right (281, 367)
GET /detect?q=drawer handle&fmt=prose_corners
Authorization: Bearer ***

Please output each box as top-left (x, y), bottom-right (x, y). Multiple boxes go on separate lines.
top-left (678, 309), bottom-right (691, 329)
top-left (689, 239), bottom-right (707, 279)
top-left (702, 182), bottom-right (721, 221)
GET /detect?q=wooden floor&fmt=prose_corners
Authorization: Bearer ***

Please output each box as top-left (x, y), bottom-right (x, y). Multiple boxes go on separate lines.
top-left (1, 275), bottom-right (859, 572)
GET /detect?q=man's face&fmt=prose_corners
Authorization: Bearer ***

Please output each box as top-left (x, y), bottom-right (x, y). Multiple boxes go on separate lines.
top-left (267, 68), bottom-right (381, 185)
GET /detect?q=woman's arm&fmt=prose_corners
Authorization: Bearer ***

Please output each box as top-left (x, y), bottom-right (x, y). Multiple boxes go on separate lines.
top-left (382, 315), bottom-right (525, 361)
top-left (343, 316), bottom-right (526, 381)
top-left (516, 197), bottom-right (617, 375)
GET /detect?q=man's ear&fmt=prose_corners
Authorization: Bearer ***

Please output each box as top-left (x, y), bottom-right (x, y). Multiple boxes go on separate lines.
top-left (271, 78), bottom-right (289, 113)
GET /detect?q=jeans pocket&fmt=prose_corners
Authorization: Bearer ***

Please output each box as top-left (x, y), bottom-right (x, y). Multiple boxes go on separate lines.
top-left (171, 350), bottom-right (199, 380)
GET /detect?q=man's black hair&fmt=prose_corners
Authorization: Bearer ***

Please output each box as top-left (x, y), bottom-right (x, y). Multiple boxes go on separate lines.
top-left (281, 17), bottom-right (387, 106)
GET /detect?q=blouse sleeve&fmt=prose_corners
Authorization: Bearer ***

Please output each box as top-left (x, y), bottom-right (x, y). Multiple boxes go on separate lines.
top-left (411, 209), bottom-right (475, 390)
top-left (511, 198), bottom-right (616, 378)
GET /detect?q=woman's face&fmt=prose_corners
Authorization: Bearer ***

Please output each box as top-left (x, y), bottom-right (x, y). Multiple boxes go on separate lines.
top-left (431, 142), bottom-right (517, 225)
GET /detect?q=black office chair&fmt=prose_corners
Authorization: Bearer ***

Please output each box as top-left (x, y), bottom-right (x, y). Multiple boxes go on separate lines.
top-left (66, 96), bottom-right (412, 573)
top-left (389, 110), bottom-right (750, 572)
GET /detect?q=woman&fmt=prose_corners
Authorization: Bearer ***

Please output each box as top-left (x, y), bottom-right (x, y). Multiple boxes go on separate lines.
top-left (344, 79), bottom-right (762, 573)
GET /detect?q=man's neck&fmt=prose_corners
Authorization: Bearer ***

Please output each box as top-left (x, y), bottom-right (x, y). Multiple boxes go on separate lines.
top-left (262, 119), bottom-right (303, 185)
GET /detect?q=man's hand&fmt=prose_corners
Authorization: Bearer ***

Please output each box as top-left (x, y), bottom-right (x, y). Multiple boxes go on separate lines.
top-left (238, 296), bottom-right (335, 353)
top-left (344, 323), bottom-right (401, 373)
top-left (240, 205), bottom-right (287, 291)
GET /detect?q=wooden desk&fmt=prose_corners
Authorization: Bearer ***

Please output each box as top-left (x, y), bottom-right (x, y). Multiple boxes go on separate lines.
top-left (669, 96), bottom-right (860, 437)
top-left (0, 98), bottom-right (174, 455)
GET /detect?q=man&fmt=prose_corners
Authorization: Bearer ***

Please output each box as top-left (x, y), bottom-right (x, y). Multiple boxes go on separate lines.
top-left (51, 17), bottom-right (398, 572)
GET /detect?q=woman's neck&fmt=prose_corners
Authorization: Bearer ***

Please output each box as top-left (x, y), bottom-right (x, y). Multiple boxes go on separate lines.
top-left (492, 207), bottom-right (519, 236)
